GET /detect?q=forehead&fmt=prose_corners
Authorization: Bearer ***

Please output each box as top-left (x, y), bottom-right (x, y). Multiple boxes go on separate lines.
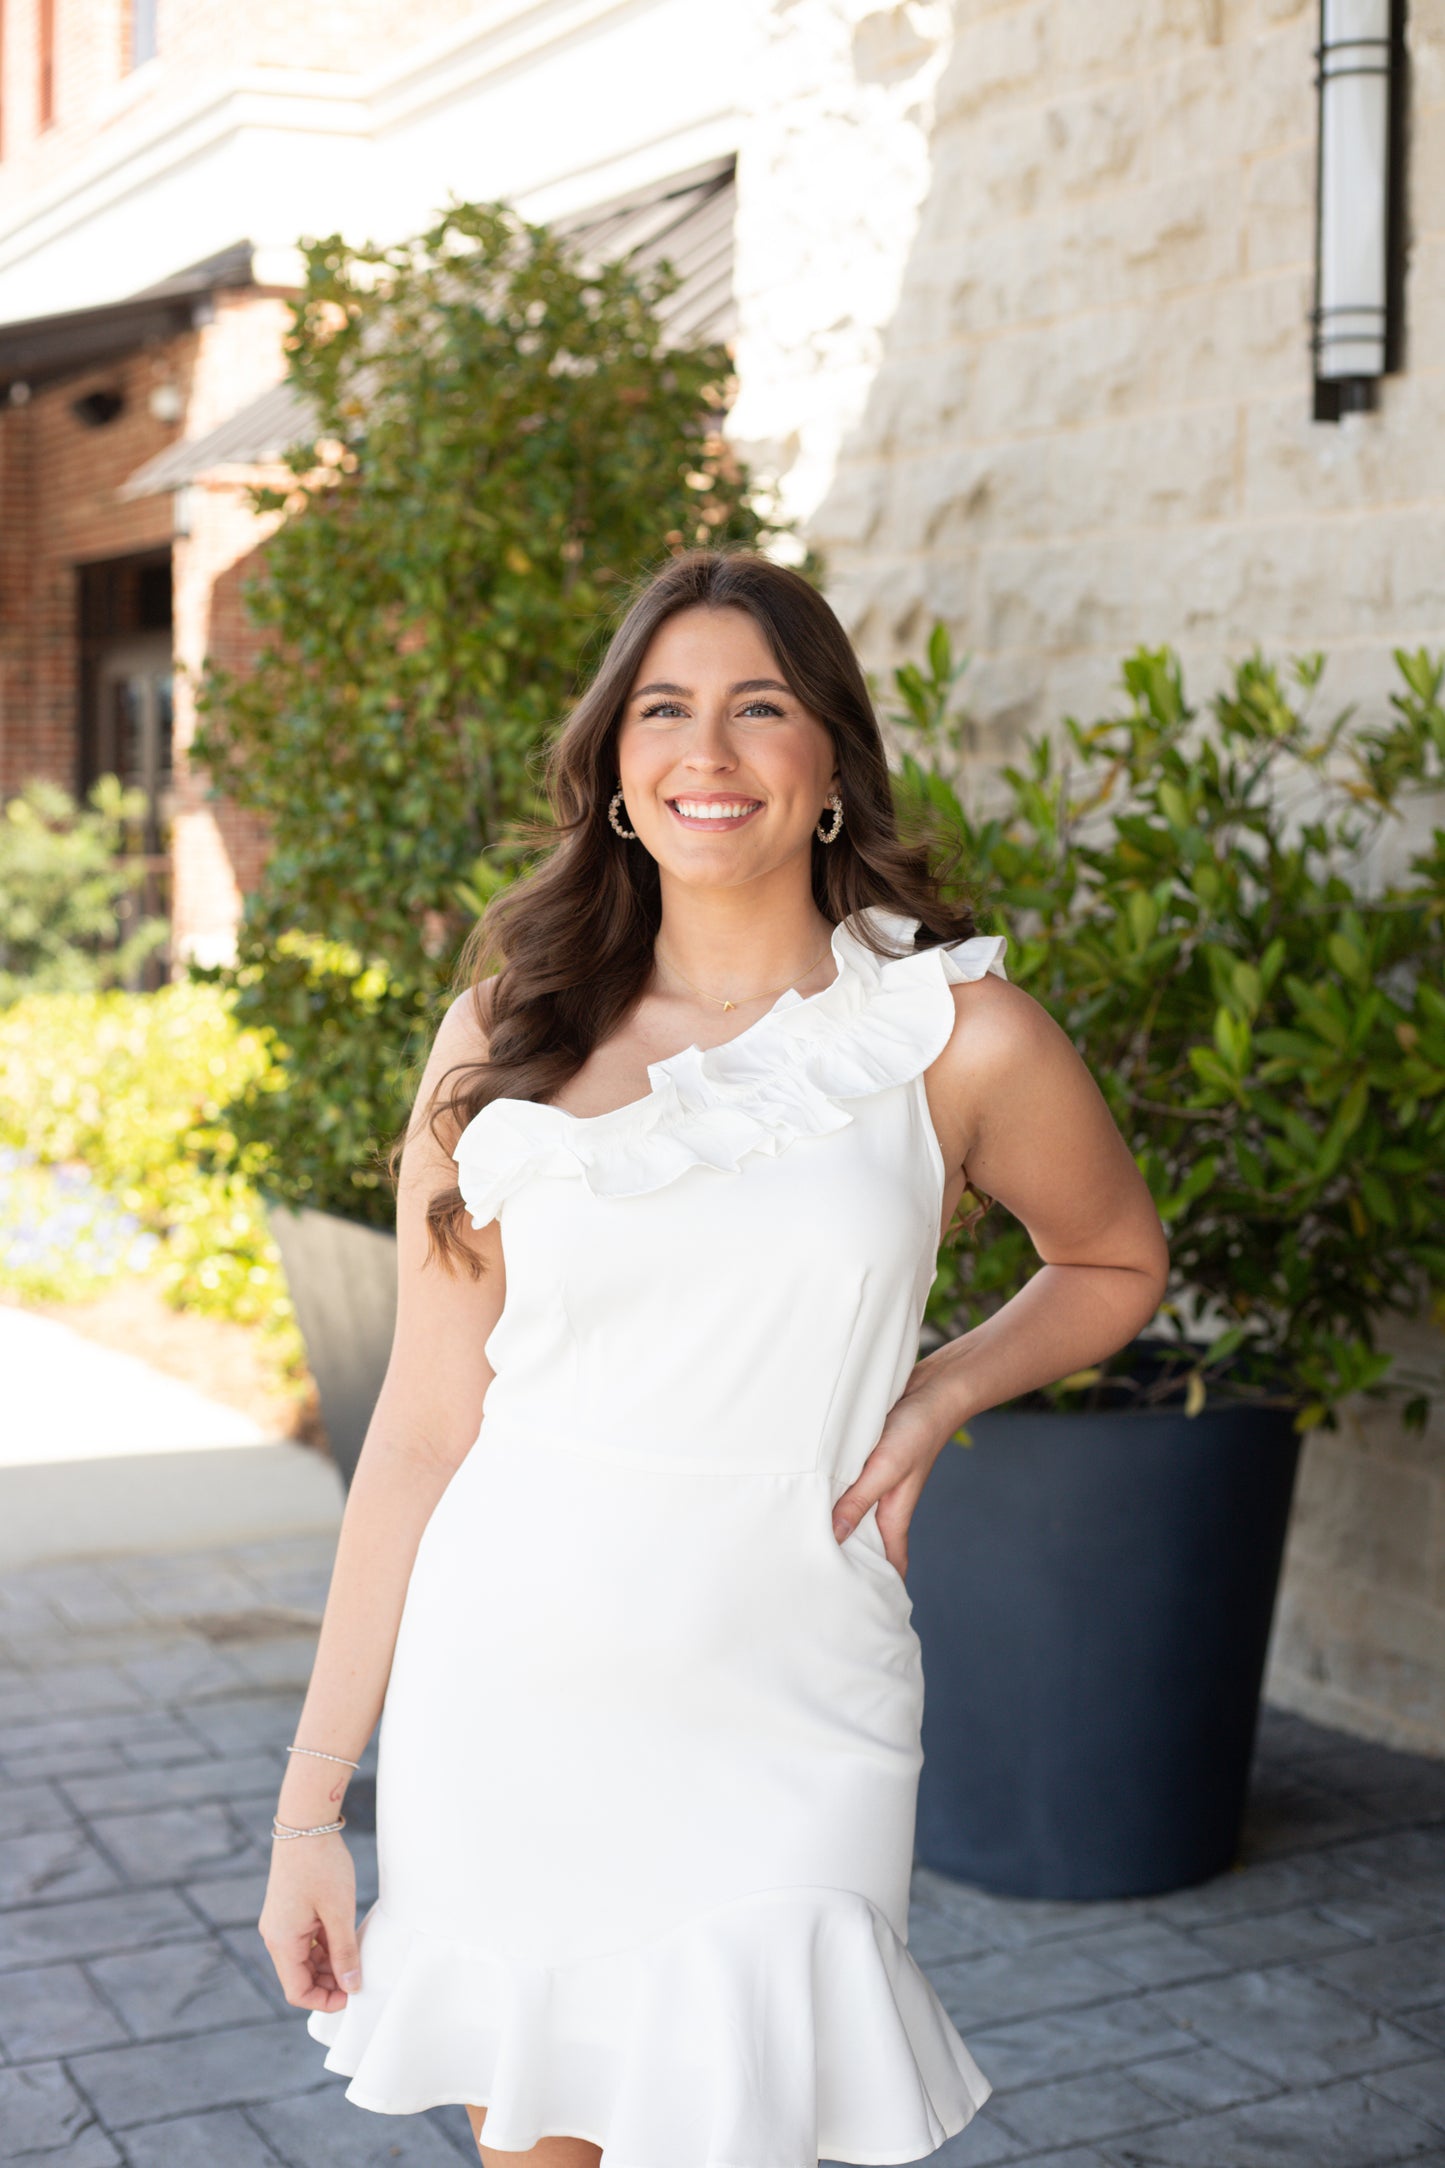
top-left (629, 605), bottom-right (781, 685)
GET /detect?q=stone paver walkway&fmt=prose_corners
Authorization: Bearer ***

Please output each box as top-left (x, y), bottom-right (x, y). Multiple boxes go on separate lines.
top-left (0, 1308), bottom-right (341, 1573)
top-left (0, 1531), bottom-right (1442, 2167)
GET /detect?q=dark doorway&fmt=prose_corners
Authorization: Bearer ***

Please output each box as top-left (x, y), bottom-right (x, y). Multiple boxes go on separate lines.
top-left (78, 551), bottom-right (174, 988)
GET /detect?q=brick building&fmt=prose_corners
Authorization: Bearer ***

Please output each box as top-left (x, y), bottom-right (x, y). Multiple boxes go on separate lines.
top-left (0, 0), bottom-right (741, 966)
top-left (1, 1), bottom-right (1443, 1752)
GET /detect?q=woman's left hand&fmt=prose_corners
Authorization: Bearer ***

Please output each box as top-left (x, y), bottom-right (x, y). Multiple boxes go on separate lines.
top-left (830, 1368), bottom-right (961, 1579)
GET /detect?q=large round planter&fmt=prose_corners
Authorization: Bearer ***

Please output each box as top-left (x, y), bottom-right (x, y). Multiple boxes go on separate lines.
top-left (266, 1202), bottom-right (398, 1492)
top-left (907, 1362), bottom-right (1303, 1900)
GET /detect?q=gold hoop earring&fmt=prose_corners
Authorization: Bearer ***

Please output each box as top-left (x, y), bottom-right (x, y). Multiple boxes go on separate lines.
top-left (816, 792), bottom-right (844, 845)
top-left (608, 786), bottom-right (637, 839)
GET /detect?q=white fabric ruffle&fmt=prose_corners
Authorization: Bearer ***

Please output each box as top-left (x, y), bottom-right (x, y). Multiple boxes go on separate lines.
top-left (307, 1883), bottom-right (993, 2159)
top-left (454, 906), bottom-right (1009, 1227)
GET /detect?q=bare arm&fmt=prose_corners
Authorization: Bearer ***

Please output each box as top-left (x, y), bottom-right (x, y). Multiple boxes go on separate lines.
top-left (258, 981), bottom-right (503, 2009)
top-left (915, 971), bottom-right (1171, 1429)
top-left (832, 974), bottom-right (1170, 1568)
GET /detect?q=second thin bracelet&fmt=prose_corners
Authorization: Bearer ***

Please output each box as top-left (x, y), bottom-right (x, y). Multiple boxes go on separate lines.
top-left (272, 1814), bottom-right (347, 1840)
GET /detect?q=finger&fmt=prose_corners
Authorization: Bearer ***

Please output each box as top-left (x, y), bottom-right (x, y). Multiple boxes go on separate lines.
top-left (319, 1909), bottom-right (363, 1994)
top-left (305, 1926), bottom-right (356, 2013)
top-left (877, 1522), bottom-right (910, 1578)
top-left (874, 1508), bottom-right (909, 1573)
top-left (271, 1944), bottom-right (334, 2011)
top-left (832, 1464), bottom-right (893, 1539)
top-left (269, 1922), bottom-right (344, 2012)
top-left (868, 1466), bottom-right (929, 1573)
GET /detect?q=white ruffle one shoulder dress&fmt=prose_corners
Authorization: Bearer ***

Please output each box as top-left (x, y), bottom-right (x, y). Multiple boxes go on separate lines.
top-left (308, 902), bottom-right (1008, 2166)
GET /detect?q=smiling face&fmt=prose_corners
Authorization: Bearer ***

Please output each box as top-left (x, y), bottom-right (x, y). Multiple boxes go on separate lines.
top-left (614, 605), bottom-right (839, 890)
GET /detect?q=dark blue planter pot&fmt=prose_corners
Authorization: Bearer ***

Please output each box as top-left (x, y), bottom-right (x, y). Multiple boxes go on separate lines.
top-left (267, 1202), bottom-right (397, 1492)
top-left (908, 1363), bottom-right (1303, 1900)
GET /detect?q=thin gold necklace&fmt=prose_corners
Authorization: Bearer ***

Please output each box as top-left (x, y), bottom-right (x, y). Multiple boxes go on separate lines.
top-left (653, 931), bottom-right (835, 1012)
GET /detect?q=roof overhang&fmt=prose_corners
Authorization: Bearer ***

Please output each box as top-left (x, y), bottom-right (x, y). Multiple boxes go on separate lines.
top-left (118, 156), bottom-right (737, 502)
top-left (0, 241), bottom-right (261, 397)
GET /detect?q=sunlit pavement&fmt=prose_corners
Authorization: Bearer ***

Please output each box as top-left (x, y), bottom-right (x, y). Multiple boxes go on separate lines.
top-left (0, 1309), bottom-right (342, 1572)
top-left (0, 1531), bottom-right (1442, 2167)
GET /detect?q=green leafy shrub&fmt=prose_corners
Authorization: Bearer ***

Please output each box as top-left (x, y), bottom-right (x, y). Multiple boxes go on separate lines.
top-left (190, 935), bottom-right (434, 1227)
top-left (0, 984), bottom-right (293, 1334)
top-left (0, 777), bottom-right (167, 1002)
top-left (193, 198), bottom-right (793, 1222)
top-left (894, 637), bottom-right (1445, 1432)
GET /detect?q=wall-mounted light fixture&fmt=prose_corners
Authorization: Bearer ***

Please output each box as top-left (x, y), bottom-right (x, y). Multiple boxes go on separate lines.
top-left (1311, 0), bottom-right (1407, 422)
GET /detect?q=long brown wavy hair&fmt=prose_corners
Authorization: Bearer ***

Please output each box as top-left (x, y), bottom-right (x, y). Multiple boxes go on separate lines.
top-left (415, 546), bottom-right (986, 1271)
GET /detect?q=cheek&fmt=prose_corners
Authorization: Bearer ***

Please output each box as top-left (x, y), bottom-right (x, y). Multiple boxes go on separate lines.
top-left (615, 731), bottom-right (670, 787)
top-left (755, 742), bottom-right (829, 802)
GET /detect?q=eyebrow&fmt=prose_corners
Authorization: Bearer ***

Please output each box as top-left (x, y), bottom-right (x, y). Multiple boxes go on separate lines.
top-left (629, 678), bottom-right (792, 701)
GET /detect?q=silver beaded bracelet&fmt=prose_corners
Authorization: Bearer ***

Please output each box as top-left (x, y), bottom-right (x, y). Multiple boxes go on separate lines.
top-left (272, 1813), bottom-right (347, 1841)
top-left (272, 1745), bottom-right (359, 1839)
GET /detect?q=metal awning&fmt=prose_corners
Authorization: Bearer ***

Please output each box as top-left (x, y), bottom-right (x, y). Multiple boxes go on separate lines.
top-left (0, 241), bottom-right (257, 394)
top-left (548, 151), bottom-right (737, 347)
top-left (118, 155), bottom-right (737, 501)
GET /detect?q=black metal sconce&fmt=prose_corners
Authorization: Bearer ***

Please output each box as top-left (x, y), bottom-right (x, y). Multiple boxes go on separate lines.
top-left (1311, 0), bottom-right (1407, 422)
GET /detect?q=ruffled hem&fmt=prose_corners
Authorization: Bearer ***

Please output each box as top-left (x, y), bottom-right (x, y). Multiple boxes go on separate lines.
top-left (454, 906), bottom-right (1008, 1227)
top-left (307, 1882), bottom-right (992, 2163)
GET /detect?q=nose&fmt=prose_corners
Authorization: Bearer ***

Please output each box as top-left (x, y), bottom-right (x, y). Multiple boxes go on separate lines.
top-left (679, 712), bottom-right (741, 771)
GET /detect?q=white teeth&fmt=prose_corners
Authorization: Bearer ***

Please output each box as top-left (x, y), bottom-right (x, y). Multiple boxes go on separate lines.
top-left (672, 801), bottom-right (760, 820)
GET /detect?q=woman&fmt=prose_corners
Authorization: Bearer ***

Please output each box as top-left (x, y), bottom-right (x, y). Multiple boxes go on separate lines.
top-left (260, 547), bottom-right (1170, 2167)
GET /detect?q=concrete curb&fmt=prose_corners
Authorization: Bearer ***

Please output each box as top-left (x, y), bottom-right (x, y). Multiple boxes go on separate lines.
top-left (0, 1440), bottom-right (344, 1568)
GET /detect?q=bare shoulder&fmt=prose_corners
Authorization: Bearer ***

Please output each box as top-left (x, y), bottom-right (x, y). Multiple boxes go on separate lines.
top-left (427, 972), bottom-right (499, 1107)
top-left (928, 963), bottom-right (1167, 1281)
top-left (925, 969), bottom-right (1087, 1173)
top-left (932, 967), bottom-right (1063, 1092)
top-left (946, 966), bottom-right (1050, 1054)
top-left (401, 974), bottom-right (500, 1169)
top-left (435, 972), bottom-right (499, 1066)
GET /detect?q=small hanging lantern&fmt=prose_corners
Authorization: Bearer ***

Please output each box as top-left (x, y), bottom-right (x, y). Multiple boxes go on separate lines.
top-left (1311, 0), bottom-right (1406, 421)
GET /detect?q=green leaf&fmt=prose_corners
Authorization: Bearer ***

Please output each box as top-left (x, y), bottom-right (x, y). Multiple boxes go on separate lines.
top-left (1327, 930), bottom-right (1371, 989)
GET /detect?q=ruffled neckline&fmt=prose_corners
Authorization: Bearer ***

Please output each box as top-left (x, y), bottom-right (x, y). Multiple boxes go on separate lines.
top-left (453, 904), bottom-right (1008, 1221)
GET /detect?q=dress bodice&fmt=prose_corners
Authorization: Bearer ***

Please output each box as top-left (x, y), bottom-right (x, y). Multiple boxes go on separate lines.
top-left (452, 905), bottom-right (1009, 1485)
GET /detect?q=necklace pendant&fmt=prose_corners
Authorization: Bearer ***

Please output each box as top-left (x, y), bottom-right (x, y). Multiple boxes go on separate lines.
top-left (722, 1000), bottom-right (736, 1011)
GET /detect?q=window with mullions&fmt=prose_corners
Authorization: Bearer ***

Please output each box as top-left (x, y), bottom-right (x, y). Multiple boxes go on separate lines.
top-left (132, 0), bottom-right (157, 68)
top-left (38, 0), bottom-right (54, 126)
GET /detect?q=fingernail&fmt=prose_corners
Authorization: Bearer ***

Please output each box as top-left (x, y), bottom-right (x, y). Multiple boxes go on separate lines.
top-left (341, 1970), bottom-right (361, 1989)
top-left (833, 1516), bottom-right (850, 1541)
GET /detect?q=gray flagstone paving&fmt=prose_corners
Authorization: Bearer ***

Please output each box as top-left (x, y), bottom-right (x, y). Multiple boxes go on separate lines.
top-left (0, 1532), bottom-right (1441, 2166)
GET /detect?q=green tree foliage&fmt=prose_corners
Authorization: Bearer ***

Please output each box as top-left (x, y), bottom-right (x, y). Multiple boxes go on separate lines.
top-left (892, 638), bottom-right (1445, 1431)
top-left (193, 198), bottom-right (789, 1223)
top-left (0, 778), bottom-right (166, 1002)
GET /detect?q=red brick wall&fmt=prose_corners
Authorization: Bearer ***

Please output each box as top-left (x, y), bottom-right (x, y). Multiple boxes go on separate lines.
top-left (0, 335), bottom-right (188, 795)
top-left (0, 387), bottom-right (36, 783)
top-left (0, 287), bottom-right (295, 964)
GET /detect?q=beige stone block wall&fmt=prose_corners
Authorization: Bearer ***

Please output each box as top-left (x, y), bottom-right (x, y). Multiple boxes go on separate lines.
top-left (167, 295), bottom-right (296, 968)
top-left (169, 462), bottom-right (281, 970)
top-left (733, 0), bottom-right (1445, 1754)
top-left (737, 0), bottom-right (1445, 731)
top-left (1266, 1320), bottom-right (1445, 1757)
